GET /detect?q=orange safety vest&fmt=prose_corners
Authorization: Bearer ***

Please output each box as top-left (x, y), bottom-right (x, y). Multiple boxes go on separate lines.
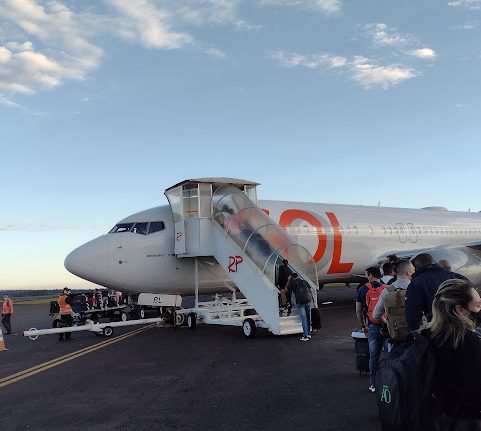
top-left (2, 299), bottom-right (13, 315)
top-left (58, 294), bottom-right (72, 315)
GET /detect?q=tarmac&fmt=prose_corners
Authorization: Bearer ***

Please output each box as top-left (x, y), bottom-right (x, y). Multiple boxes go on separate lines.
top-left (0, 286), bottom-right (381, 431)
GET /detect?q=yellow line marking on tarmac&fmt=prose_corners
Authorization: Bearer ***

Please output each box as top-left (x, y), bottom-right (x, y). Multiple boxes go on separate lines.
top-left (0, 324), bottom-right (157, 389)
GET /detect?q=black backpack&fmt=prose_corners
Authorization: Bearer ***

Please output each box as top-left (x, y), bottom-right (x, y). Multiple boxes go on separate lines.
top-left (295, 279), bottom-right (311, 304)
top-left (376, 332), bottom-right (440, 431)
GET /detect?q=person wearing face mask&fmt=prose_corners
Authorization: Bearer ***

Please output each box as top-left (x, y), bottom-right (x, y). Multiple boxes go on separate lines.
top-left (422, 279), bottom-right (481, 430)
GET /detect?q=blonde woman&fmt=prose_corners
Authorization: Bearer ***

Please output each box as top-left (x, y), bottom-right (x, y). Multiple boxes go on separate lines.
top-left (422, 279), bottom-right (481, 430)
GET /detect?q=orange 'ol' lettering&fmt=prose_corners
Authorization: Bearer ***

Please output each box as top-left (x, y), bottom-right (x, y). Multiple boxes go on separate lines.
top-left (279, 209), bottom-right (327, 263)
top-left (326, 212), bottom-right (353, 274)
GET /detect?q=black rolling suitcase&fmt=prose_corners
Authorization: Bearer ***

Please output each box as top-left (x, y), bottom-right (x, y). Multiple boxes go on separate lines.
top-left (352, 330), bottom-right (370, 374)
top-left (311, 307), bottom-right (321, 330)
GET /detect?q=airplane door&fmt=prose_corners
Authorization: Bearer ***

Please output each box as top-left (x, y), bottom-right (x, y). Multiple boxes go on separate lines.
top-left (108, 234), bottom-right (135, 283)
top-left (396, 223), bottom-right (407, 243)
top-left (407, 223), bottom-right (418, 243)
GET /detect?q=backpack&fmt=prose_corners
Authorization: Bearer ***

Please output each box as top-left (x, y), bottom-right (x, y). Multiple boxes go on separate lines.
top-left (384, 286), bottom-right (409, 340)
top-left (376, 332), bottom-right (440, 431)
top-left (366, 282), bottom-right (387, 324)
top-left (295, 279), bottom-right (311, 305)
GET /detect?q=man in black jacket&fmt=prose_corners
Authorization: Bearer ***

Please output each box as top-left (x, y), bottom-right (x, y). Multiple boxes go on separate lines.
top-left (405, 253), bottom-right (466, 331)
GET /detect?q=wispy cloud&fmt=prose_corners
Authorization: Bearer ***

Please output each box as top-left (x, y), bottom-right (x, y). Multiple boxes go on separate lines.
top-left (452, 22), bottom-right (477, 30)
top-left (448, 0), bottom-right (481, 10)
top-left (363, 23), bottom-right (437, 60)
top-left (350, 56), bottom-right (417, 89)
top-left (363, 23), bottom-right (410, 48)
top-left (0, 0), bottom-right (263, 106)
top-left (268, 22), bottom-right (434, 88)
top-left (0, 0), bottom-right (102, 102)
top-left (0, 223), bottom-right (108, 232)
top-left (260, 0), bottom-right (342, 15)
top-left (103, 0), bottom-right (192, 49)
top-left (270, 51), bottom-right (347, 69)
top-left (270, 51), bottom-right (416, 89)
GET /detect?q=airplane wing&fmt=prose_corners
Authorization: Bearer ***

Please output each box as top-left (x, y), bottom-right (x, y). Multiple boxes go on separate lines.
top-left (374, 243), bottom-right (481, 283)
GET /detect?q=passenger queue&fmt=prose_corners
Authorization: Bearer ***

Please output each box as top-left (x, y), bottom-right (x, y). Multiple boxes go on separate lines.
top-left (355, 253), bottom-right (481, 430)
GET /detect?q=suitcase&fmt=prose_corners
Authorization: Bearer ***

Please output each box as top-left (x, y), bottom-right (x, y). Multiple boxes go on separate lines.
top-left (353, 333), bottom-right (370, 374)
top-left (311, 307), bottom-right (321, 330)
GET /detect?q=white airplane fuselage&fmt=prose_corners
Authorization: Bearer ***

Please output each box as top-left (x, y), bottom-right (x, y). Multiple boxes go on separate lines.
top-left (64, 200), bottom-right (481, 294)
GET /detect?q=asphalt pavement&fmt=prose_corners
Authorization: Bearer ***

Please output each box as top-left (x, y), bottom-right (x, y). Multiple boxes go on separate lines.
top-left (0, 286), bottom-right (381, 431)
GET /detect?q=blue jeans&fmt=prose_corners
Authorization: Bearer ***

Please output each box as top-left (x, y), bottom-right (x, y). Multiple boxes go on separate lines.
top-left (296, 302), bottom-right (311, 337)
top-left (2, 314), bottom-right (11, 334)
top-left (368, 323), bottom-right (388, 386)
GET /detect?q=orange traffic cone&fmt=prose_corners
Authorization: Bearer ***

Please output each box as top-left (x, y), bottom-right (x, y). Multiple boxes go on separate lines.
top-left (0, 327), bottom-right (8, 352)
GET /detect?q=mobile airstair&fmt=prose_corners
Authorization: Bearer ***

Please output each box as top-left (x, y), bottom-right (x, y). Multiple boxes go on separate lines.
top-left (165, 178), bottom-right (319, 337)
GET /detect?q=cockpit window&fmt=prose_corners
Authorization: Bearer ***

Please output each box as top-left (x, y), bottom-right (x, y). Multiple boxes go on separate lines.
top-left (132, 222), bottom-right (148, 235)
top-left (109, 223), bottom-right (134, 233)
top-left (148, 221), bottom-right (165, 234)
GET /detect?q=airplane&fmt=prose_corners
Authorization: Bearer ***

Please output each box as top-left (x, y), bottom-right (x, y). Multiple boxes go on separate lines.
top-left (65, 178), bottom-right (481, 304)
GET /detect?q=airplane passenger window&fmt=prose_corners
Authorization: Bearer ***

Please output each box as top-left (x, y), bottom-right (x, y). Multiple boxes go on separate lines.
top-left (109, 223), bottom-right (134, 233)
top-left (148, 221), bottom-right (165, 234)
top-left (132, 222), bottom-right (148, 235)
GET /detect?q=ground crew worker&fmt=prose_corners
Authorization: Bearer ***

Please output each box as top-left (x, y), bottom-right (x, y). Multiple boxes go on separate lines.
top-left (2, 294), bottom-right (13, 334)
top-left (58, 287), bottom-right (73, 341)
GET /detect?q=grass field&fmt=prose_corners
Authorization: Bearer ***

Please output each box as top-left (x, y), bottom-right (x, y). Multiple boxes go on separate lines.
top-left (14, 298), bottom-right (56, 305)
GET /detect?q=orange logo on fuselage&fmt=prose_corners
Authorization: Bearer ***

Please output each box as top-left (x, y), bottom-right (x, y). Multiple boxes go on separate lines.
top-left (278, 209), bottom-right (353, 274)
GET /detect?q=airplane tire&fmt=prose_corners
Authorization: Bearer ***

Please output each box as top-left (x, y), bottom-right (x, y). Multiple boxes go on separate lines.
top-left (242, 318), bottom-right (256, 338)
top-left (187, 313), bottom-right (197, 330)
top-left (175, 313), bottom-right (185, 326)
top-left (52, 319), bottom-right (61, 328)
top-left (103, 326), bottom-right (113, 337)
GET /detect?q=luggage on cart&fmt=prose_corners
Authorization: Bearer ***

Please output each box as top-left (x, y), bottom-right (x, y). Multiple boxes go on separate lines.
top-left (108, 296), bottom-right (117, 307)
top-left (311, 307), bottom-right (321, 330)
top-left (352, 329), bottom-right (370, 375)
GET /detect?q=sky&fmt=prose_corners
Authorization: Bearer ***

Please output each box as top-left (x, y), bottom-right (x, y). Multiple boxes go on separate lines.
top-left (1, 0), bottom-right (481, 290)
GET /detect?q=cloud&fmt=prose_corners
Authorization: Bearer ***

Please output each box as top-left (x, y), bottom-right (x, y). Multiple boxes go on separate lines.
top-left (0, 0), bottom-right (262, 105)
top-left (0, 0), bottom-right (102, 100)
top-left (0, 223), bottom-right (108, 232)
top-left (350, 56), bottom-right (417, 89)
top-left (270, 51), bottom-right (417, 89)
top-left (364, 23), bottom-right (410, 48)
top-left (408, 48), bottom-right (437, 59)
top-left (260, 0), bottom-right (342, 14)
top-left (270, 51), bottom-right (347, 69)
top-left (452, 22), bottom-right (477, 30)
top-left (103, 0), bottom-right (192, 49)
top-left (448, 0), bottom-right (481, 9)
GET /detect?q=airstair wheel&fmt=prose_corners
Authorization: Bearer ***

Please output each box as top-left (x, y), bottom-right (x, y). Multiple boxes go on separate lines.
top-left (242, 318), bottom-right (256, 338)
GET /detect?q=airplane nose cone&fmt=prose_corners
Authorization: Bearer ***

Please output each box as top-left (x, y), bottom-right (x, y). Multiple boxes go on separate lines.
top-left (65, 236), bottom-right (109, 285)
